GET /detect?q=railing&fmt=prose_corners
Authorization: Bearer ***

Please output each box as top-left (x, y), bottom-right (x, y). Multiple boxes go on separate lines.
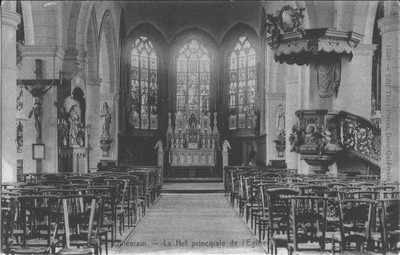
top-left (292, 110), bottom-right (381, 168)
top-left (339, 111), bottom-right (381, 166)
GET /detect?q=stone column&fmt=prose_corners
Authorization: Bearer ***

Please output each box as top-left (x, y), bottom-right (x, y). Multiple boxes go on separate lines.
top-left (378, 13), bottom-right (400, 183)
top-left (284, 64), bottom-right (301, 171)
top-left (86, 75), bottom-right (102, 172)
top-left (1, 9), bottom-right (21, 182)
top-left (222, 151), bottom-right (228, 186)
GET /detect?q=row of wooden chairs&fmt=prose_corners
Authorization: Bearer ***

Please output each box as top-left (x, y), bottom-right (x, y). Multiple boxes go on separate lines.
top-left (225, 167), bottom-right (400, 254)
top-left (2, 194), bottom-right (104, 254)
top-left (2, 167), bottom-right (162, 255)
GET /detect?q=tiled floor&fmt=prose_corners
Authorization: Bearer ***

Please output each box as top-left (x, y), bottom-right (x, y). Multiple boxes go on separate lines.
top-left (114, 193), bottom-right (266, 254)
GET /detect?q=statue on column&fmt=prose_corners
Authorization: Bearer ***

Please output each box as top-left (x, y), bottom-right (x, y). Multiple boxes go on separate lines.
top-left (154, 140), bottom-right (163, 152)
top-left (276, 104), bottom-right (285, 134)
top-left (222, 140), bottom-right (231, 152)
top-left (100, 102), bottom-right (112, 140)
top-left (68, 104), bottom-right (82, 147)
top-left (28, 97), bottom-right (43, 138)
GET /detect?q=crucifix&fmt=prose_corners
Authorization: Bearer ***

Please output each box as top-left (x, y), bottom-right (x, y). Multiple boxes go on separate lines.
top-left (17, 59), bottom-right (61, 173)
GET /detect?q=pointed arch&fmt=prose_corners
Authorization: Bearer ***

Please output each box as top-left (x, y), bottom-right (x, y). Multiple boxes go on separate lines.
top-left (221, 23), bottom-right (259, 131)
top-left (67, 1), bottom-right (95, 51)
top-left (99, 9), bottom-right (118, 94)
top-left (86, 8), bottom-right (99, 80)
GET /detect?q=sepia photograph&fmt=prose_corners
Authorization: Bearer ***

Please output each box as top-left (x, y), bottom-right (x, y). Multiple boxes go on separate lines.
top-left (0, 0), bottom-right (399, 254)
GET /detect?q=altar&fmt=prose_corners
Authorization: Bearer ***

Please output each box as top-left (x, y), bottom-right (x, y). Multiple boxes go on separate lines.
top-left (165, 110), bottom-right (220, 177)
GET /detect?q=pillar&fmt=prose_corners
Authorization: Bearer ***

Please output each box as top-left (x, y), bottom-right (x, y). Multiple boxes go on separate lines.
top-left (284, 64), bottom-right (301, 171)
top-left (378, 11), bottom-right (400, 183)
top-left (86, 75), bottom-right (102, 172)
top-left (2, 9), bottom-right (21, 182)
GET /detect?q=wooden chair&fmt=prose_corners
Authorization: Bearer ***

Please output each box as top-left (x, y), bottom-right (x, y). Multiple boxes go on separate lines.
top-left (252, 183), bottom-right (284, 237)
top-left (56, 195), bottom-right (103, 255)
top-left (11, 195), bottom-right (62, 254)
top-left (332, 199), bottom-right (377, 254)
top-left (84, 186), bottom-right (118, 248)
top-left (370, 198), bottom-right (400, 254)
top-left (288, 196), bottom-right (329, 254)
top-left (116, 174), bottom-right (141, 227)
top-left (128, 170), bottom-right (151, 214)
top-left (1, 195), bottom-right (17, 255)
top-left (266, 188), bottom-right (301, 255)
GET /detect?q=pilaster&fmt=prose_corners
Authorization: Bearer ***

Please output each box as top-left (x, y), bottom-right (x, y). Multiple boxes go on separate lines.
top-left (284, 64), bottom-right (301, 171)
top-left (86, 76), bottom-right (102, 172)
top-left (378, 14), bottom-right (400, 182)
top-left (1, 9), bottom-right (21, 182)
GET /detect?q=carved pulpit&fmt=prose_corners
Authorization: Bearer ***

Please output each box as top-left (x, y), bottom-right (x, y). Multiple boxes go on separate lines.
top-left (166, 110), bottom-right (220, 176)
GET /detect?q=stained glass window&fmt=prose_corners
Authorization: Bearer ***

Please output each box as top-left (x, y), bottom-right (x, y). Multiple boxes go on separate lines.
top-left (228, 36), bottom-right (257, 130)
top-left (129, 36), bottom-right (158, 129)
top-left (176, 40), bottom-right (210, 114)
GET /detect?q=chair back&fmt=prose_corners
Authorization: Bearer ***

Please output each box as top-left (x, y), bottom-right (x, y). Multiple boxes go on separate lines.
top-left (378, 198), bottom-right (400, 253)
top-left (1, 195), bottom-right (17, 252)
top-left (297, 185), bottom-right (328, 196)
top-left (61, 195), bottom-right (102, 249)
top-left (290, 196), bottom-right (329, 253)
top-left (339, 191), bottom-right (380, 200)
top-left (382, 191), bottom-right (400, 198)
top-left (17, 195), bottom-right (62, 248)
top-left (337, 199), bottom-right (377, 252)
top-left (266, 188), bottom-right (301, 237)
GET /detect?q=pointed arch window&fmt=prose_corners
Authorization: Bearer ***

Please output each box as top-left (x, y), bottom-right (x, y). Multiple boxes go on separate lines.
top-left (228, 36), bottom-right (257, 130)
top-left (176, 40), bottom-right (210, 114)
top-left (130, 36), bottom-right (158, 130)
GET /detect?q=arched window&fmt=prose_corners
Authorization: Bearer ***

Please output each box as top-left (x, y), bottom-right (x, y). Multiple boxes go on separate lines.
top-left (228, 36), bottom-right (256, 130)
top-left (130, 36), bottom-right (158, 130)
top-left (176, 39), bottom-right (210, 114)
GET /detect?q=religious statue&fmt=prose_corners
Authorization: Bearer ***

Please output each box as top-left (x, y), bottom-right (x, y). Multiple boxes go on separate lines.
top-left (154, 140), bottom-right (163, 152)
top-left (316, 56), bottom-right (341, 98)
top-left (28, 97), bottom-right (43, 138)
top-left (58, 106), bottom-right (69, 147)
top-left (276, 104), bottom-right (285, 134)
top-left (68, 104), bottom-right (81, 147)
top-left (289, 124), bottom-right (303, 152)
top-left (100, 102), bottom-right (112, 140)
top-left (222, 140), bottom-right (231, 152)
top-left (264, 13), bottom-right (280, 43)
top-left (248, 150), bottom-right (257, 166)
